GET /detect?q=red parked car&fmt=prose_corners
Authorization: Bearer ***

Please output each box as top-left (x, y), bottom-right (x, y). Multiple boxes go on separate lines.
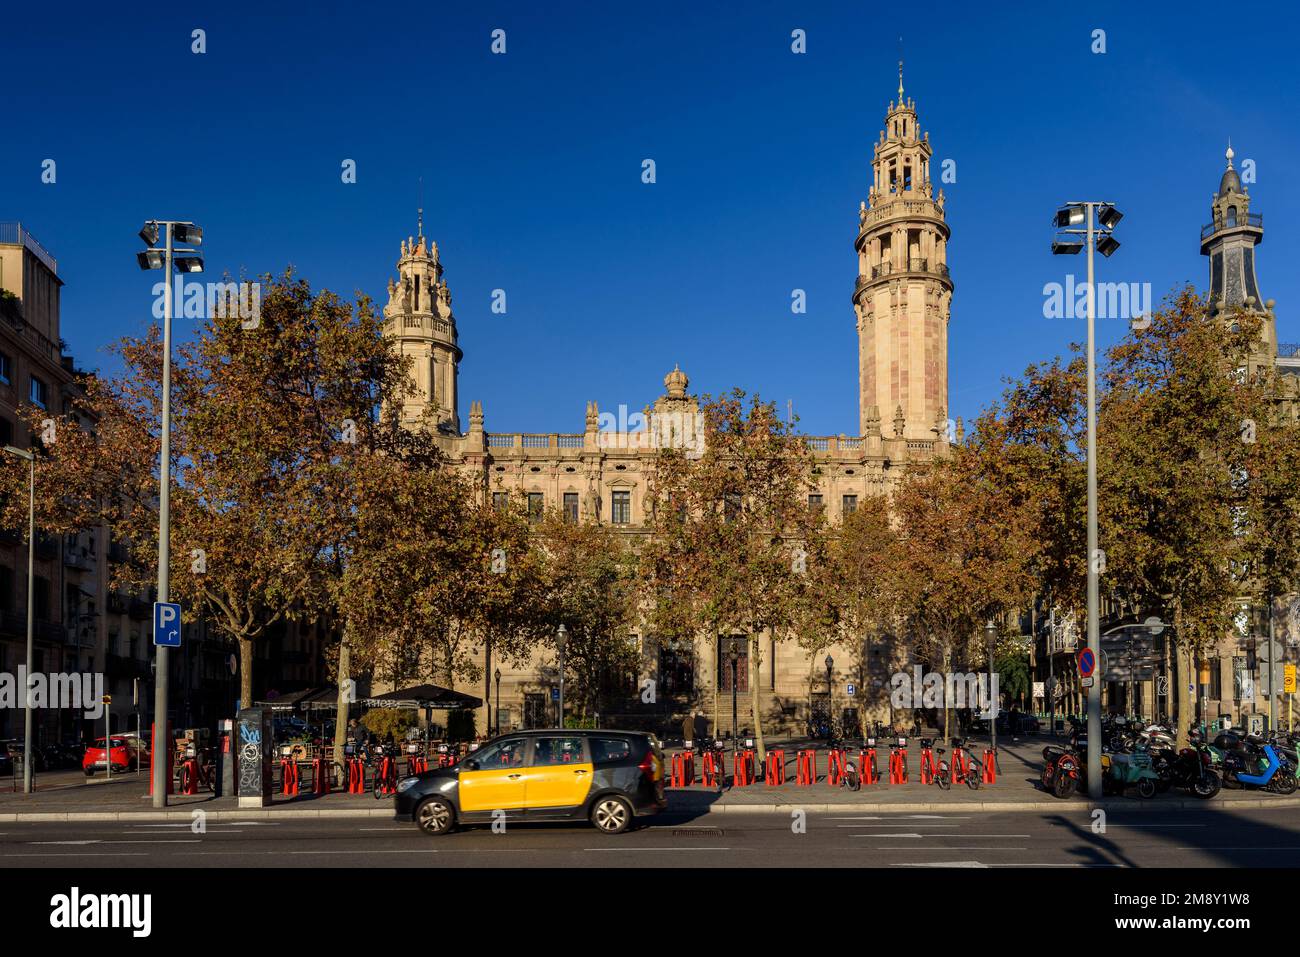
top-left (82, 736), bottom-right (148, 776)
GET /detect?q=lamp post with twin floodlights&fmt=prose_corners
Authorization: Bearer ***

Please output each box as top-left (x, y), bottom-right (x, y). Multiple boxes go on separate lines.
top-left (1051, 201), bottom-right (1123, 799)
top-left (137, 220), bottom-right (203, 808)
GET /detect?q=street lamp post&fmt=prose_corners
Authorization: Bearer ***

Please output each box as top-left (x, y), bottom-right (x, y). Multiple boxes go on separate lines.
top-left (1052, 200), bottom-right (1122, 799)
top-left (824, 654), bottom-right (834, 738)
top-left (985, 621), bottom-right (997, 754)
top-left (556, 623), bottom-right (567, 729)
top-left (137, 220), bottom-right (203, 808)
top-left (728, 646), bottom-right (739, 745)
top-left (493, 668), bottom-right (501, 736)
top-left (3, 445), bottom-right (35, 794)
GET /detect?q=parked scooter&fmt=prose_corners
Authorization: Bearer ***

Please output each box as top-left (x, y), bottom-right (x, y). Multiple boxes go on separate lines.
top-left (1215, 732), bottom-right (1297, 794)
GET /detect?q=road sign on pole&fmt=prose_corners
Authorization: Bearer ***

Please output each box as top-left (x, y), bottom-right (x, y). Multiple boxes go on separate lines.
top-left (846, 683), bottom-right (856, 697)
top-left (153, 602), bottom-right (181, 647)
top-left (1077, 648), bottom-right (1096, 678)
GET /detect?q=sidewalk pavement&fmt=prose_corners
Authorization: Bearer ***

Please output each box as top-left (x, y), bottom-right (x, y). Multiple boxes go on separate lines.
top-left (2, 734), bottom-right (1297, 821)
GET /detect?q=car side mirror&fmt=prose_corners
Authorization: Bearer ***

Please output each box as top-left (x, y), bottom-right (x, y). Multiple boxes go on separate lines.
top-left (463, 759), bottom-right (479, 771)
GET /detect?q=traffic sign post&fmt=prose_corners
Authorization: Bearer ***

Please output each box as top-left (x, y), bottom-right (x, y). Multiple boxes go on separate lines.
top-left (1077, 648), bottom-right (1096, 679)
top-left (153, 602), bottom-right (181, 648)
top-left (846, 683), bottom-right (856, 697)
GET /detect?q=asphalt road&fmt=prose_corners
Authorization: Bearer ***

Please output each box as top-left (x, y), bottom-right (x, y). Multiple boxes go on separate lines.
top-left (4, 807), bottom-right (1300, 867)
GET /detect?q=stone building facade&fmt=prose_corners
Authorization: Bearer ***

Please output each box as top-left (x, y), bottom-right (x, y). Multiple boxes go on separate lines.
top-left (381, 82), bottom-right (954, 737)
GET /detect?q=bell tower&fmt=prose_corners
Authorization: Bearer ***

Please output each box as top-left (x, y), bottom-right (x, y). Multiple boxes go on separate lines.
top-left (852, 65), bottom-right (953, 440)
top-left (1201, 142), bottom-right (1277, 372)
top-left (383, 212), bottom-right (462, 433)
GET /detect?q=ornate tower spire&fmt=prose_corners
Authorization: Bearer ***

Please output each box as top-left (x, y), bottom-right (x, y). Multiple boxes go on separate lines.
top-left (1201, 140), bottom-right (1276, 368)
top-left (852, 72), bottom-right (953, 441)
top-left (384, 226), bottom-right (462, 434)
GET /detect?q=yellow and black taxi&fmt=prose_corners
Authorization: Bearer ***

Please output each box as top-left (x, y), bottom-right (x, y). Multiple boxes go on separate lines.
top-left (395, 729), bottom-right (666, 835)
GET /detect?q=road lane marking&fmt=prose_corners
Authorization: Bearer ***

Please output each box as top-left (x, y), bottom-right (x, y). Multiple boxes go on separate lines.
top-left (893, 861), bottom-right (988, 867)
top-left (584, 847), bottom-right (732, 852)
top-left (837, 824), bottom-right (957, 828)
top-left (2, 852), bottom-right (148, 858)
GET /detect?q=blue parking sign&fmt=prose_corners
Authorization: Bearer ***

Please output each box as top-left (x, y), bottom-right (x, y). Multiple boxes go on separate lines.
top-left (153, 602), bottom-right (182, 647)
top-left (550, 687), bottom-right (559, 702)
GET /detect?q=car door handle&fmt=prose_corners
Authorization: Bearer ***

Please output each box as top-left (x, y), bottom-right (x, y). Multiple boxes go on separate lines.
top-left (507, 773), bottom-right (523, 780)
top-left (574, 769), bottom-right (588, 775)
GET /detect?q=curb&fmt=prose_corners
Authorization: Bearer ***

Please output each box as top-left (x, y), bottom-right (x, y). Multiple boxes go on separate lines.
top-left (3, 796), bottom-right (1299, 822)
top-left (684, 796), bottom-right (1300, 814)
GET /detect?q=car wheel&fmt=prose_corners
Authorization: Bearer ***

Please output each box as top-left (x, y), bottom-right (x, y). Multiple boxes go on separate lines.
top-left (590, 795), bottom-right (633, 834)
top-left (415, 797), bottom-right (455, 836)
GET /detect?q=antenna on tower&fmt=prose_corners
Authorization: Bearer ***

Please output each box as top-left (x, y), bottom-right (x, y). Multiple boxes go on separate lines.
top-left (417, 176), bottom-right (424, 240)
top-left (787, 399), bottom-right (793, 426)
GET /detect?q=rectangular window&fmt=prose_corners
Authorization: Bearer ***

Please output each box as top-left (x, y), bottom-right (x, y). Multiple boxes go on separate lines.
top-left (658, 642), bottom-right (694, 697)
top-left (1232, 656), bottom-right (1252, 702)
top-left (0, 417), bottom-right (11, 450)
top-left (807, 493), bottom-right (824, 513)
top-left (0, 352), bottom-right (11, 384)
top-left (33, 575), bottom-right (50, 620)
top-left (1209, 657), bottom-right (1222, 701)
top-left (29, 375), bottom-right (48, 409)
top-left (842, 494), bottom-right (858, 515)
top-left (491, 492), bottom-right (508, 510)
top-left (563, 492), bottom-right (579, 523)
top-left (527, 492), bottom-right (544, 523)
top-left (611, 490), bottom-right (631, 525)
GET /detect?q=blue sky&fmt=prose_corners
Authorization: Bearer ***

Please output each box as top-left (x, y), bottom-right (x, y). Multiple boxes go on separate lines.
top-left (3, 1), bottom-right (1297, 436)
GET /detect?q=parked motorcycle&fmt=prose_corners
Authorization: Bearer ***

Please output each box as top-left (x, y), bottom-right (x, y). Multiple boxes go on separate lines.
top-left (1150, 743), bottom-right (1220, 799)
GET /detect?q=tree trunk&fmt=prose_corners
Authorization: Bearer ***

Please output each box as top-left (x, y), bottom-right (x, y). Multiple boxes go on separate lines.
top-left (749, 635), bottom-right (766, 763)
top-left (239, 636), bottom-right (254, 711)
top-left (483, 637), bottom-right (493, 738)
top-left (332, 636), bottom-right (351, 766)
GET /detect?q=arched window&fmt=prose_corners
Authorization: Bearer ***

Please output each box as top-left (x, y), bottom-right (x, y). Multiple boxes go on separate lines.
top-left (1226, 206), bottom-right (1238, 227)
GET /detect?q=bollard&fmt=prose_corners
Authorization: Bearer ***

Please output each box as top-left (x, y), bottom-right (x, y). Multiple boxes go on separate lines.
top-left (981, 747), bottom-right (997, 784)
top-left (733, 750), bottom-right (755, 786)
top-left (953, 747), bottom-right (971, 783)
top-left (280, 759), bottom-right (299, 796)
top-left (888, 739), bottom-right (909, 785)
top-left (347, 758), bottom-right (366, 794)
top-left (671, 752), bottom-right (692, 787)
top-left (827, 748), bottom-right (847, 787)
top-left (765, 750), bottom-right (786, 785)
top-left (312, 757), bottom-right (331, 795)
top-left (919, 740), bottom-right (937, 785)
top-left (859, 746), bottom-right (879, 786)
top-left (796, 749), bottom-right (816, 786)
top-left (702, 750), bottom-right (721, 788)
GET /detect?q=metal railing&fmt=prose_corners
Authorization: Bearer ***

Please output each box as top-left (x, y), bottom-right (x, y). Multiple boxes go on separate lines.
top-left (1279, 343), bottom-right (1299, 358)
top-left (1201, 213), bottom-right (1263, 241)
top-left (859, 259), bottom-right (950, 284)
top-left (0, 222), bottom-right (58, 273)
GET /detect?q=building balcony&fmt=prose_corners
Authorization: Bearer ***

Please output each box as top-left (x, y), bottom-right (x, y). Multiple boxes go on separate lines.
top-left (0, 611), bottom-right (64, 644)
top-left (63, 548), bottom-right (95, 571)
top-left (1201, 213), bottom-right (1263, 242)
top-left (855, 259), bottom-right (950, 294)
